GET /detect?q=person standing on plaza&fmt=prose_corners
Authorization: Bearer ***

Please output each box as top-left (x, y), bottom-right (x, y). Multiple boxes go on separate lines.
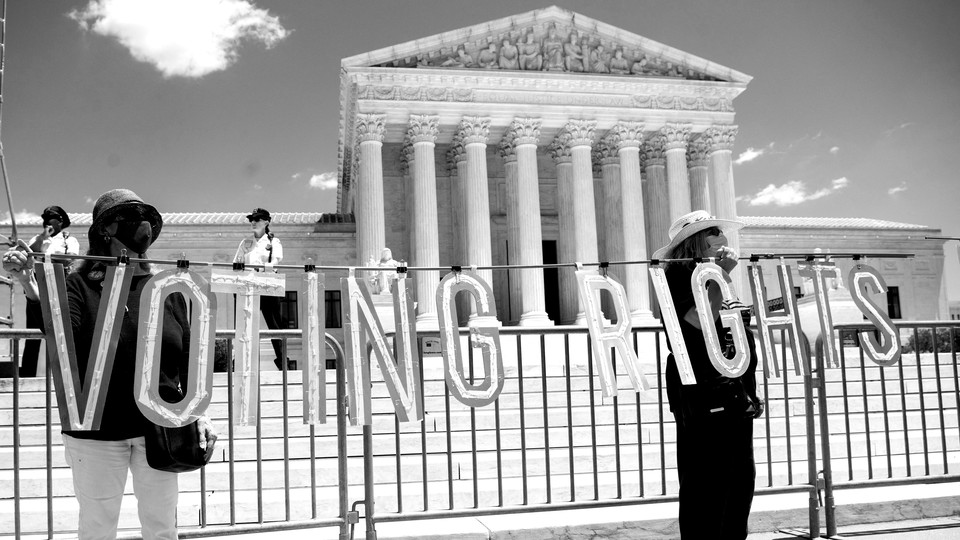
top-left (3, 189), bottom-right (217, 539)
top-left (234, 207), bottom-right (292, 370)
top-left (20, 205), bottom-right (81, 377)
top-left (653, 210), bottom-right (764, 540)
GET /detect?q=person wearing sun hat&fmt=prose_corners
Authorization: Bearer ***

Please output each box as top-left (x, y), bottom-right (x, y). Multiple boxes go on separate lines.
top-left (234, 207), bottom-right (292, 371)
top-left (655, 210), bottom-right (763, 540)
top-left (2, 188), bottom-right (218, 539)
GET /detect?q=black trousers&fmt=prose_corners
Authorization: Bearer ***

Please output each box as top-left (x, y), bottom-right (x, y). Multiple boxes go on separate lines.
top-left (20, 300), bottom-right (44, 377)
top-left (259, 295), bottom-right (285, 362)
top-left (674, 412), bottom-right (756, 540)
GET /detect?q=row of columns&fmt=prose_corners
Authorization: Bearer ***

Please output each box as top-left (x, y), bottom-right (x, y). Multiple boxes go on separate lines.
top-left (353, 113), bottom-right (739, 327)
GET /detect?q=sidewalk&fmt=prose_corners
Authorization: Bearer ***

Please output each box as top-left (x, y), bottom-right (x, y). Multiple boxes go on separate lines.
top-left (230, 481), bottom-right (960, 540)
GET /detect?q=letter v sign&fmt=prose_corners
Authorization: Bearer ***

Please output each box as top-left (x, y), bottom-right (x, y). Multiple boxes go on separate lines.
top-left (34, 260), bottom-right (133, 431)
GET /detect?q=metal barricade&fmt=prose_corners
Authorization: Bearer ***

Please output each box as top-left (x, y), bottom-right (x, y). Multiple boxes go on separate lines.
top-left (0, 328), bottom-right (352, 540)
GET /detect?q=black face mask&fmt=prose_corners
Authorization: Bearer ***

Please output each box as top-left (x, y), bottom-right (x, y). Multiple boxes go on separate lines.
top-left (113, 220), bottom-right (153, 255)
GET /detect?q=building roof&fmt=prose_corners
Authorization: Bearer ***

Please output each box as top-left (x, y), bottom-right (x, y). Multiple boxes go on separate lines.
top-left (741, 216), bottom-right (935, 231)
top-left (1, 212), bottom-right (326, 227)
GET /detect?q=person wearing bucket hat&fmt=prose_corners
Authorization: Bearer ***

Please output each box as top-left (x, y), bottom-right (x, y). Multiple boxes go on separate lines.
top-left (2, 188), bottom-right (218, 539)
top-left (655, 210), bottom-right (764, 540)
top-left (19, 205), bottom-right (81, 377)
top-left (234, 207), bottom-right (293, 371)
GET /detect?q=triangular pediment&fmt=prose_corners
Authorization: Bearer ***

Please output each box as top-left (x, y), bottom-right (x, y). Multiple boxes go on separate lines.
top-left (341, 6), bottom-right (751, 84)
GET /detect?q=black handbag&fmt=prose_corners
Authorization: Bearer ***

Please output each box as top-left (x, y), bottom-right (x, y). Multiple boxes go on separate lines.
top-left (144, 420), bottom-right (211, 473)
top-left (679, 376), bottom-right (757, 424)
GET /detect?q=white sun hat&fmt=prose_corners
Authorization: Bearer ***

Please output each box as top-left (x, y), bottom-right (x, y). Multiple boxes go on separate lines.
top-left (652, 210), bottom-right (744, 259)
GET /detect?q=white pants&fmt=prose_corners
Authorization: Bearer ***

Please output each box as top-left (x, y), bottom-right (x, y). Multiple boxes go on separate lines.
top-left (63, 435), bottom-right (179, 540)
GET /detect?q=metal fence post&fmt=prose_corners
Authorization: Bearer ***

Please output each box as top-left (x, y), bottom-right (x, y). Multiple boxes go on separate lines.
top-left (814, 338), bottom-right (837, 537)
top-left (802, 338), bottom-right (822, 539)
top-left (327, 335), bottom-right (353, 540)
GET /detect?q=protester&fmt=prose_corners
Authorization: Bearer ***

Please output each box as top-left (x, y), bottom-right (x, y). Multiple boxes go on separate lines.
top-left (653, 210), bottom-right (764, 540)
top-left (3, 188), bottom-right (217, 539)
top-left (234, 207), bottom-right (292, 370)
top-left (20, 205), bottom-right (81, 376)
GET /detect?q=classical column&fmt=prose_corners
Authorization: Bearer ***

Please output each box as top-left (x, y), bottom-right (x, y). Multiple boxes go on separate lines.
top-left (564, 119), bottom-right (600, 325)
top-left (400, 141), bottom-right (415, 269)
top-left (642, 136), bottom-right (669, 257)
top-left (703, 124), bottom-right (743, 292)
top-left (550, 135), bottom-right (578, 324)
top-left (687, 138), bottom-right (711, 213)
top-left (508, 118), bottom-right (552, 326)
top-left (610, 121), bottom-right (656, 325)
top-left (597, 137), bottom-right (622, 319)
top-left (408, 115), bottom-right (440, 328)
top-left (499, 137), bottom-right (522, 324)
top-left (355, 114), bottom-right (386, 266)
top-left (458, 116), bottom-right (495, 313)
top-left (661, 123), bottom-right (693, 222)
top-left (448, 139), bottom-right (471, 323)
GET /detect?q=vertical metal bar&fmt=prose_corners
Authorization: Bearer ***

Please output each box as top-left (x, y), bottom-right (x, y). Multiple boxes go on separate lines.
top-left (394, 414), bottom-right (402, 513)
top-left (761, 333), bottom-right (773, 487)
top-left (879, 363), bottom-right (893, 477)
top-left (443, 361), bottom-right (454, 509)
top-left (310, 421), bottom-right (317, 519)
top-left (782, 335), bottom-right (793, 484)
top-left (11, 338), bottom-right (20, 538)
top-left (918, 326), bottom-right (930, 475)
top-left (564, 334), bottom-right (575, 501)
top-left (468, 339), bottom-right (478, 508)
top-left (655, 334), bottom-right (666, 496)
top-left (45, 351), bottom-right (53, 537)
top-left (363, 424), bottom-right (377, 540)
top-left (226, 340), bottom-right (236, 525)
top-left (329, 336), bottom-right (350, 540)
top-left (634, 330), bottom-right (644, 498)
top-left (898, 332), bottom-right (911, 477)
top-left (516, 334), bottom-right (528, 506)
top-left (199, 462), bottom-right (207, 527)
top-left (256, 384), bottom-right (263, 522)
top-left (494, 390), bottom-right (504, 507)
top-left (814, 339), bottom-right (836, 538)
top-left (859, 343), bottom-right (873, 479)
top-left (611, 342), bottom-right (622, 500)
top-left (540, 334), bottom-right (552, 503)
top-left (839, 330), bottom-right (854, 481)
top-left (586, 336), bottom-right (599, 500)
top-left (931, 326), bottom-right (949, 474)
top-left (280, 337), bottom-right (291, 521)
top-left (802, 344), bottom-right (820, 540)
top-left (419, 349), bottom-right (428, 511)
top-left (952, 327), bottom-right (960, 475)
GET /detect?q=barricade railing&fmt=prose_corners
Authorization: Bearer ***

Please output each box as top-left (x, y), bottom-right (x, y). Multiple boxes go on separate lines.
top-left (358, 326), bottom-right (819, 538)
top-left (814, 321), bottom-right (960, 537)
top-left (0, 328), bottom-right (352, 540)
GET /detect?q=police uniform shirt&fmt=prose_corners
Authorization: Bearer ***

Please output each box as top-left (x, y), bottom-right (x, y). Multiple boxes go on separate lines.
top-left (235, 234), bottom-right (283, 266)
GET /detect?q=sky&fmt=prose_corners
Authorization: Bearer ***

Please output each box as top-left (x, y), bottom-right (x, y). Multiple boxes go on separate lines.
top-left (2, 0), bottom-right (959, 297)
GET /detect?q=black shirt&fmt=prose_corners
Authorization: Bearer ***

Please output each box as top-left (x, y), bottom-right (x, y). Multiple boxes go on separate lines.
top-left (62, 270), bottom-right (190, 440)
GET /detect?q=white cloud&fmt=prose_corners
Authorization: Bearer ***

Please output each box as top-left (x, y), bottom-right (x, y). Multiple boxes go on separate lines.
top-left (882, 122), bottom-right (915, 137)
top-left (829, 146), bottom-right (839, 155)
top-left (307, 172), bottom-right (338, 190)
top-left (743, 177), bottom-right (849, 207)
top-left (85, 196), bottom-right (96, 206)
top-left (734, 147), bottom-right (766, 165)
top-left (252, 184), bottom-right (263, 191)
top-left (887, 182), bottom-right (908, 196)
top-left (69, 0), bottom-right (289, 78)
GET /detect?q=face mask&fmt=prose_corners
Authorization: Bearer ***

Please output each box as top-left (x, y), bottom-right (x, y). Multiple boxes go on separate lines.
top-left (113, 220), bottom-right (154, 255)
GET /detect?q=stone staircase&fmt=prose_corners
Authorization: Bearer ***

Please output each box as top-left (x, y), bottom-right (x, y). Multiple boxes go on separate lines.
top-left (1, 335), bottom-right (958, 537)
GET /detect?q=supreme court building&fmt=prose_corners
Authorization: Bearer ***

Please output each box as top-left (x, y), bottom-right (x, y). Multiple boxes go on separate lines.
top-left (335, 6), bottom-right (946, 327)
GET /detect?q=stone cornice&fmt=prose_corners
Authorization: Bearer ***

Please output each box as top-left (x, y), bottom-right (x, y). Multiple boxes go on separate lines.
top-left (458, 116), bottom-right (491, 145)
top-left (407, 114), bottom-right (440, 144)
top-left (702, 124), bottom-right (739, 152)
top-left (355, 113), bottom-right (386, 143)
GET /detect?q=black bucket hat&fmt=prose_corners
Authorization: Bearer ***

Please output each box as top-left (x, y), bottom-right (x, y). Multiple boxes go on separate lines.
top-left (89, 188), bottom-right (163, 242)
top-left (41, 205), bottom-right (71, 228)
